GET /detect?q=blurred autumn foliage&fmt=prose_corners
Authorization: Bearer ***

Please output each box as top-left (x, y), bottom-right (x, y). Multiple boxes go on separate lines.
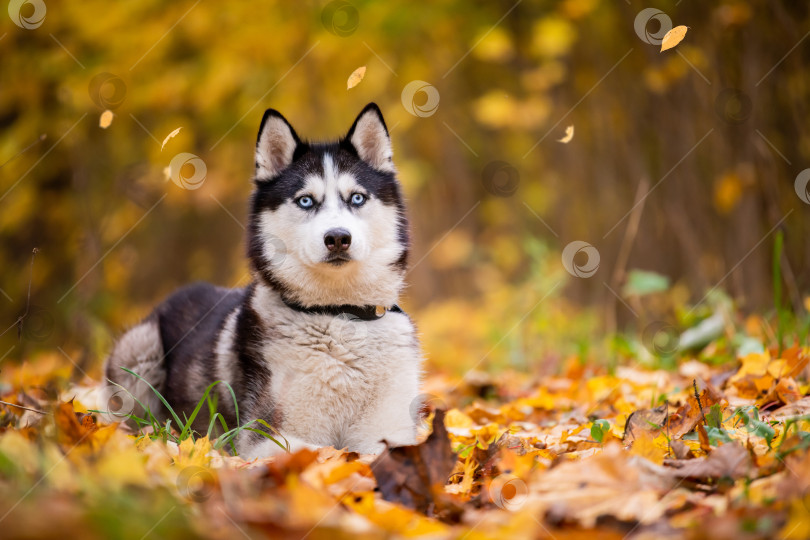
top-left (1, 0), bottom-right (809, 378)
top-left (3, 2), bottom-right (810, 539)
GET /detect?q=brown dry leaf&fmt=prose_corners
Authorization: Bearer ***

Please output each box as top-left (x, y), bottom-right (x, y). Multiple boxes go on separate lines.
top-left (696, 422), bottom-right (711, 453)
top-left (772, 396), bottom-right (810, 420)
top-left (54, 400), bottom-right (116, 451)
top-left (670, 440), bottom-right (694, 460)
top-left (534, 443), bottom-right (674, 528)
top-left (667, 385), bottom-right (725, 439)
top-left (664, 442), bottom-right (753, 480)
top-left (54, 400), bottom-right (96, 446)
top-left (660, 25), bottom-right (689, 52)
top-left (557, 125), bottom-right (574, 143)
top-left (347, 66), bottom-right (366, 90)
top-left (777, 345), bottom-right (810, 378)
top-left (99, 110), bottom-right (114, 129)
top-left (771, 377), bottom-right (801, 406)
top-left (371, 409), bottom-right (459, 518)
top-left (623, 404), bottom-right (668, 444)
top-left (160, 127), bottom-right (182, 151)
top-left (265, 448), bottom-right (320, 485)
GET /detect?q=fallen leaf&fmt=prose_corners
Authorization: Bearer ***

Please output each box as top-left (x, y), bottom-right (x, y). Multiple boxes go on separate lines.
top-left (53, 400), bottom-right (116, 451)
top-left (174, 436), bottom-right (213, 469)
top-left (557, 125), bottom-right (574, 143)
top-left (99, 110), bottom-right (114, 129)
top-left (667, 384), bottom-right (725, 439)
top-left (670, 440), bottom-right (694, 460)
top-left (534, 443), bottom-right (674, 528)
top-left (371, 409), bottom-right (460, 519)
top-left (772, 396), bottom-right (810, 420)
top-left (629, 430), bottom-right (668, 465)
top-left (661, 25), bottom-right (689, 52)
top-left (623, 404), bottom-right (668, 444)
top-left (161, 127), bottom-right (182, 151)
top-left (664, 442), bottom-right (753, 480)
top-left (347, 66), bottom-right (366, 90)
top-left (696, 422), bottom-right (711, 452)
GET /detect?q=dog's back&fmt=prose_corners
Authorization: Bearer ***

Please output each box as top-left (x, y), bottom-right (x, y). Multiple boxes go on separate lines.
top-left (105, 283), bottom-right (244, 427)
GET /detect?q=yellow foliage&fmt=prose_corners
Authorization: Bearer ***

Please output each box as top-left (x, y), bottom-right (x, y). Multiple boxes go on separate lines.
top-left (472, 27), bottom-right (513, 61)
top-left (714, 172), bottom-right (744, 214)
top-left (531, 16), bottom-right (577, 57)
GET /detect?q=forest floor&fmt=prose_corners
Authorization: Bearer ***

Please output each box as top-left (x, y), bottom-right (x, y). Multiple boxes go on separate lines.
top-left (1, 332), bottom-right (809, 539)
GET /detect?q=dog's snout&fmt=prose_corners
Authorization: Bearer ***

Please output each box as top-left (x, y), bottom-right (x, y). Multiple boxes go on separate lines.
top-left (324, 228), bottom-right (352, 252)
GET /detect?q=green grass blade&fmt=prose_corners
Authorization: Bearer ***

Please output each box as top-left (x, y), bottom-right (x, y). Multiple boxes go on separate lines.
top-left (119, 367), bottom-right (184, 428)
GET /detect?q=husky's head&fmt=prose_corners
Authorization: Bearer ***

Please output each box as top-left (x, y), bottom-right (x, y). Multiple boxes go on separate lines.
top-left (247, 103), bottom-right (409, 307)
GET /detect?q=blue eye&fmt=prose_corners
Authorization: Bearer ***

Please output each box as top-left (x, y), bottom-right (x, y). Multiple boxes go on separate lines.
top-left (297, 196), bottom-right (314, 209)
top-left (350, 193), bottom-right (366, 206)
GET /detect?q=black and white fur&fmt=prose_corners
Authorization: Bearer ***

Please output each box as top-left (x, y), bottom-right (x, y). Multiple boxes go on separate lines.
top-left (104, 103), bottom-right (423, 458)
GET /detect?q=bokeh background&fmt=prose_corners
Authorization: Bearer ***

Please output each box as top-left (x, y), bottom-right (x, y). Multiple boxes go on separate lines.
top-left (1, 0), bottom-right (808, 379)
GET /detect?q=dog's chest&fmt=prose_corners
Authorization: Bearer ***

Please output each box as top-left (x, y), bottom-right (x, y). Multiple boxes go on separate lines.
top-left (260, 312), bottom-right (417, 432)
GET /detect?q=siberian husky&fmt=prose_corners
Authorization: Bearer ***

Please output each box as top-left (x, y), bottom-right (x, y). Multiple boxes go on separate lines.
top-left (104, 103), bottom-right (423, 458)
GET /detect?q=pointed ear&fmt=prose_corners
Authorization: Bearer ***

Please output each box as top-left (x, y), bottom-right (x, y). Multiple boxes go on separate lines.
top-left (346, 103), bottom-right (395, 172)
top-left (255, 109), bottom-right (300, 180)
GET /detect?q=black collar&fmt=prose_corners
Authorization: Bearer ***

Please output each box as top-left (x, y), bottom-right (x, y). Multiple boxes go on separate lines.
top-left (282, 299), bottom-right (403, 321)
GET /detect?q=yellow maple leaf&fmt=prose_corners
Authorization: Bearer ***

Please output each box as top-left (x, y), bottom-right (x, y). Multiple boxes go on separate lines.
top-left (174, 437), bottom-right (213, 469)
top-left (630, 431), bottom-right (668, 465)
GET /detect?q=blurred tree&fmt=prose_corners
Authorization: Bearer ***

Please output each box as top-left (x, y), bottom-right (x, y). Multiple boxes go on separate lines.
top-left (1, 0), bottom-right (807, 374)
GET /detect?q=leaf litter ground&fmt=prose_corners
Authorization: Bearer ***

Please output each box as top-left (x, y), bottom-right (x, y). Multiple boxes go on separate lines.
top-left (1, 345), bottom-right (809, 539)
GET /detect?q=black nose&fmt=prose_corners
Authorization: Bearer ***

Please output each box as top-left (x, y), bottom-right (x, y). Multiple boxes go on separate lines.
top-left (324, 228), bottom-right (352, 252)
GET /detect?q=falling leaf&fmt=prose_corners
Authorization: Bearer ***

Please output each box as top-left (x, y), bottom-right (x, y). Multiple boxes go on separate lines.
top-left (99, 110), bottom-right (114, 129)
top-left (161, 127), bottom-right (182, 151)
top-left (347, 66), bottom-right (366, 90)
top-left (661, 25), bottom-right (689, 52)
top-left (557, 124), bottom-right (574, 143)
